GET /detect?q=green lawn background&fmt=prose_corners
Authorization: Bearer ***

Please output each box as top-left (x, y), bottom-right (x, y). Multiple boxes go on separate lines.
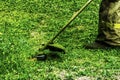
top-left (0, 0), bottom-right (120, 79)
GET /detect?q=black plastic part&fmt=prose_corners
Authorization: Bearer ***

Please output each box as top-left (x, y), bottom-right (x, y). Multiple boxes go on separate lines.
top-left (46, 44), bottom-right (65, 53)
top-left (36, 54), bottom-right (47, 61)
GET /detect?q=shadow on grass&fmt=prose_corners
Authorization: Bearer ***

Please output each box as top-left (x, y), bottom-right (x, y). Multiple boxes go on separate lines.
top-left (47, 53), bottom-right (63, 61)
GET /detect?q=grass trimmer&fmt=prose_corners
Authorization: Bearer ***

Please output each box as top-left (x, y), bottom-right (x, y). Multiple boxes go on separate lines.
top-left (34, 0), bottom-right (93, 60)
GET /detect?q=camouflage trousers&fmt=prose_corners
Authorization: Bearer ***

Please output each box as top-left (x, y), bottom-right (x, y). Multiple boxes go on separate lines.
top-left (96, 0), bottom-right (120, 46)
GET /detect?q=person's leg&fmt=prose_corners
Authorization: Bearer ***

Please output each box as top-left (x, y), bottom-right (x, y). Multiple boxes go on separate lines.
top-left (85, 0), bottom-right (120, 49)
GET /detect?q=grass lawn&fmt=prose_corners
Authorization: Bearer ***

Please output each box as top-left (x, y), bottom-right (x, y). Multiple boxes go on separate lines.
top-left (0, 0), bottom-right (120, 80)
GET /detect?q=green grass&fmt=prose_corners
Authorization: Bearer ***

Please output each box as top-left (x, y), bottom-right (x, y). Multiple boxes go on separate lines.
top-left (0, 0), bottom-right (120, 80)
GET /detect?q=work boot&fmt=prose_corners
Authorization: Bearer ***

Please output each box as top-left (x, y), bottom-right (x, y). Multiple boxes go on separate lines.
top-left (84, 41), bottom-right (113, 49)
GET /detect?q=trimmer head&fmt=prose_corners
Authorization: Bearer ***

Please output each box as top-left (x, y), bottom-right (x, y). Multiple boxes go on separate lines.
top-left (34, 43), bottom-right (65, 61)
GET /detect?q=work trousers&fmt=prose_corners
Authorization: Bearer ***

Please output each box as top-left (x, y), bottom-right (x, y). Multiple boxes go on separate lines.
top-left (96, 0), bottom-right (120, 46)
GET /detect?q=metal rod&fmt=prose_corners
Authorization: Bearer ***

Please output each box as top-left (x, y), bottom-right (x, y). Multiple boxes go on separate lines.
top-left (41, 0), bottom-right (93, 50)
